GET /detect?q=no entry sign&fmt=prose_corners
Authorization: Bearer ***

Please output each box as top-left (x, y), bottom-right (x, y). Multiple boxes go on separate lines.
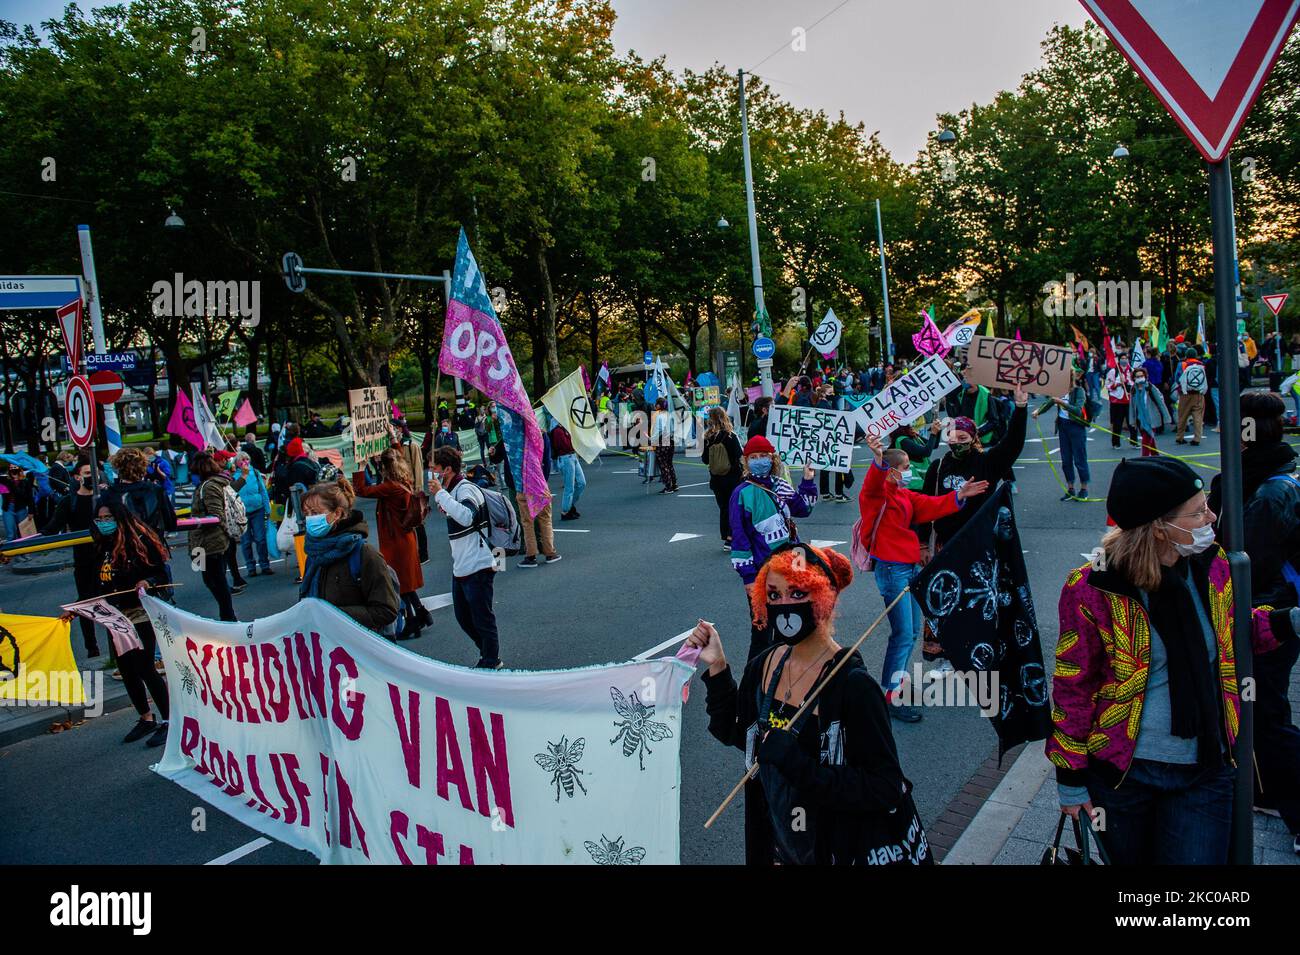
top-left (64, 375), bottom-right (97, 447)
top-left (88, 370), bottom-right (125, 404)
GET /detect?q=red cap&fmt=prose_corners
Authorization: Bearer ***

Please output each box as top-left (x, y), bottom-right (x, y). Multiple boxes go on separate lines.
top-left (742, 435), bottom-right (775, 456)
top-left (212, 450), bottom-right (236, 464)
top-left (285, 437), bottom-right (305, 458)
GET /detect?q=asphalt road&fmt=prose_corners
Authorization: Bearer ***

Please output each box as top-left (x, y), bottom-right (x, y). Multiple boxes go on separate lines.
top-left (0, 418), bottom-right (1233, 864)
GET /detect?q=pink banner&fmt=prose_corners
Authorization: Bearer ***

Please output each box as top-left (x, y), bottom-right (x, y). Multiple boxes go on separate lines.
top-left (440, 299), bottom-right (548, 518)
top-left (745, 386), bottom-right (763, 403)
top-left (166, 390), bottom-right (207, 451)
top-left (233, 399), bottom-right (257, 428)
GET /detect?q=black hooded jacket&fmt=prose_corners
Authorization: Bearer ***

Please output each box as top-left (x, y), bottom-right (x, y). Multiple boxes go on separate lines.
top-left (1209, 441), bottom-right (1300, 608)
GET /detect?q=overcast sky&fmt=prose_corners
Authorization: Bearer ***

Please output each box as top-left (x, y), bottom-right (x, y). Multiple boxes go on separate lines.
top-left (7, 0), bottom-right (1089, 160)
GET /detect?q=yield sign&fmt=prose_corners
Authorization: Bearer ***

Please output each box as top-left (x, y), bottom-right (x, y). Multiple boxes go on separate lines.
top-left (1263, 292), bottom-right (1289, 316)
top-left (1080, 0), bottom-right (1300, 162)
top-left (56, 298), bottom-right (84, 370)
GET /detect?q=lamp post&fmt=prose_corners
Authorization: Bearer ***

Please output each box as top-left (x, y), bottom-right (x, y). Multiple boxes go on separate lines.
top-left (738, 69), bottom-right (773, 399)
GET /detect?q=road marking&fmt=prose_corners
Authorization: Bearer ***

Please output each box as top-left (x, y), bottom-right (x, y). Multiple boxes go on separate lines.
top-left (809, 539), bottom-right (847, 548)
top-left (612, 470), bottom-right (640, 474)
top-left (676, 494), bottom-right (713, 498)
top-left (678, 481), bottom-right (709, 489)
top-left (206, 837), bottom-right (271, 866)
top-left (420, 592), bottom-right (452, 611)
top-left (553, 528), bottom-right (590, 533)
top-left (669, 533), bottom-right (701, 543)
top-left (632, 628), bottom-right (694, 661)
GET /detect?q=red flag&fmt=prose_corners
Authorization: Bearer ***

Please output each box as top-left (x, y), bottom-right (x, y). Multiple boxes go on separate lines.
top-left (1103, 335), bottom-right (1117, 371)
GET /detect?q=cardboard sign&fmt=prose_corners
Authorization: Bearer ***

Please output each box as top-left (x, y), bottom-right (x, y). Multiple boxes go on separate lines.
top-left (692, 386), bottom-right (720, 407)
top-left (965, 335), bottom-right (1073, 396)
top-left (852, 355), bottom-right (962, 440)
top-left (348, 385), bottom-right (391, 467)
top-left (767, 404), bottom-right (856, 473)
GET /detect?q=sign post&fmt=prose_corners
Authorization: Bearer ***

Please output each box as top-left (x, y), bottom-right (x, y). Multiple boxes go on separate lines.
top-left (78, 226), bottom-right (125, 455)
top-left (1081, 0), bottom-right (1300, 865)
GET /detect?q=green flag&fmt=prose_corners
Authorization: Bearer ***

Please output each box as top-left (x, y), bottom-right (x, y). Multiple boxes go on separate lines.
top-left (1157, 309), bottom-right (1168, 351)
top-left (216, 390), bottom-right (240, 420)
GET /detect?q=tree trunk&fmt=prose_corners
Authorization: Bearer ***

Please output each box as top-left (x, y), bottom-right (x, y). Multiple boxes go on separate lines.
top-left (587, 290), bottom-right (601, 377)
top-left (537, 248), bottom-right (562, 385)
top-left (705, 296), bottom-right (719, 380)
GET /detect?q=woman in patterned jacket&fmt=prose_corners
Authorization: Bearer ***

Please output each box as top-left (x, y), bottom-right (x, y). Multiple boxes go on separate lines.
top-left (1049, 456), bottom-right (1299, 864)
top-left (728, 436), bottom-right (817, 661)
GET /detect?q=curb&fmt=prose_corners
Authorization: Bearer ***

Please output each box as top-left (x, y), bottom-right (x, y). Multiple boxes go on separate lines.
top-left (0, 679), bottom-right (134, 750)
top-left (941, 744), bottom-right (1053, 864)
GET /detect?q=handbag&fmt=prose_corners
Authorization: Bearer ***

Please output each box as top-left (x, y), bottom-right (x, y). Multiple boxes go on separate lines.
top-left (1040, 813), bottom-right (1110, 865)
top-left (276, 512), bottom-right (299, 553)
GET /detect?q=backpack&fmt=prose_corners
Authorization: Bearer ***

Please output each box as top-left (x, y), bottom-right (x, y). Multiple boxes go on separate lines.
top-left (346, 547), bottom-right (401, 639)
top-left (707, 438), bottom-right (731, 476)
top-left (465, 481), bottom-right (521, 556)
top-left (271, 455), bottom-right (291, 503)
top-left (120, 483), bottom-right (167, 538)
top-left (1181, 362), bottom-right (1208, 395)
top-left (203, 479), bottom-right (248, 539)
top-left (396, 489), bottom-right (430, 532)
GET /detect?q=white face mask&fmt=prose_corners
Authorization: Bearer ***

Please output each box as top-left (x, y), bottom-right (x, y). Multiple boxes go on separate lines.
top-left (895, 468), bottom-right (913, 485)
top-left (1163, 520), bottom-right (1216, 556)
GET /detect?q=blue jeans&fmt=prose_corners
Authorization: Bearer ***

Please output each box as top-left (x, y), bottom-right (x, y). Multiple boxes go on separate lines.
top-left (873, 558), bottom-right (922, 692)
top-left (1087, 759), bottom-right (1234, 865)
top-left (1057, 419), bottom-right (1090, 487)
top-left (1210, 387), bottom-right (1220, 424)
top-left (240, 508), bottom-right (271, 572)
top-left (555, 453), bottom-right (586, 513)
top-left (3, 505), bottom-right (28, 541)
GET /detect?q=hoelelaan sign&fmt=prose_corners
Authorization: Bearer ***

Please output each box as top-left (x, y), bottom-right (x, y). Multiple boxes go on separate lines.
top-left (143, 595), bottom-right (692, 864)
top-left (964, 336), bottom-right (1072, 396)
top-left (767, 405), bottom-right (856, 473)
top-left (347, 386), bottom-right (390, 467)
top-left (851, 354), bottom-right (962, 440)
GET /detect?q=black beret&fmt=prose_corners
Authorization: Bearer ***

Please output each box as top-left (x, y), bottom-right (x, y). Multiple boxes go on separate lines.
top-left (1107, 457), bottom-right (1204, 529)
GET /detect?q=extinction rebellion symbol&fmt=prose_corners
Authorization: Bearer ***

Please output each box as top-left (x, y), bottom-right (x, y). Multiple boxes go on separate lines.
top-left (569, 396), bottom-right (596, 430)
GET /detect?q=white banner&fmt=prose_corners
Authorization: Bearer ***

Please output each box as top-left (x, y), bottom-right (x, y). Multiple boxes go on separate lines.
top-left (144, 595), bottom-right (692, 865)
top-left (851, 354), bottom-right (962, 440)
top-left (767, 404), bottom-right (855, 473)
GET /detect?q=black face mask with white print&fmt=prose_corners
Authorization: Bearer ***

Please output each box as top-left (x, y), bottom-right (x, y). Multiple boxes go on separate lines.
top-left (769, 601), bottom-right (817, 644)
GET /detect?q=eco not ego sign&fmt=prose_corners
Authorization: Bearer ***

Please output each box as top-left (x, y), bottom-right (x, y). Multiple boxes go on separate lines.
top-left (446, 320), bottom-right (514, 381)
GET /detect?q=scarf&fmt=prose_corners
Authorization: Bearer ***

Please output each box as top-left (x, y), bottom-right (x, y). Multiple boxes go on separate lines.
top-left (1241, 441), bottom-right (1297, 503)
top-left (299, 528), bottom-right (365, 599)
top-left (1144, 554), bottom-right (1224, 768)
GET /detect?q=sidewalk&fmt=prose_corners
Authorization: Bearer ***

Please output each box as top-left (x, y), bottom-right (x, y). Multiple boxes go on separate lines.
top-left (945, 744), bottom-right (1298, 865)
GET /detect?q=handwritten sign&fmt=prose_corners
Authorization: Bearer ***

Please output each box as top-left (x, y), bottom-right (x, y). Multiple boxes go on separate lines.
top-left (348, 385), bottom-right (391, 466)
top-left (851, 355), bottom-right (962, 440)
top-left (767, 405), bottom-right (856, 473)
top-left (965, 336), bottom-right (1072, 396)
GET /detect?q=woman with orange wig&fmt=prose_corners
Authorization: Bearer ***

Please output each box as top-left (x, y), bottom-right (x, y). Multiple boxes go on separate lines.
top-left (686, 542), bottom-right (930, 865)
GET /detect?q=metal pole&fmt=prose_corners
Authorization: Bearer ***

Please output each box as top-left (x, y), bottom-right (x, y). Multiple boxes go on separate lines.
top-left (1209, 154), bottom-right (1253, 866)
top-left (77, 225), bottom-right (123, 456)
top-left (738, 69), bottom-right (772, 399)
top-left (875, 199), bottom-right (893, 364)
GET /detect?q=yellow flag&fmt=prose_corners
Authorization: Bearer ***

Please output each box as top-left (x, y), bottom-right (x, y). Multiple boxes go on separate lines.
top-left (984, 312), bottom-right (995, 337)
top-left (0, 612), bottom-right (84, 704)
top-left (541, 367), bottom-right (607, 464)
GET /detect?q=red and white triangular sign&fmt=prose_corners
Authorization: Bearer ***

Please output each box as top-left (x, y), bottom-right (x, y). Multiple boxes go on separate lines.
top-left (1263, 292), bottom-right (1289, 316)
top-left (55, 298), bottom-right (84, 370)
top-left (1081, 1), bottom-right (1300, 162)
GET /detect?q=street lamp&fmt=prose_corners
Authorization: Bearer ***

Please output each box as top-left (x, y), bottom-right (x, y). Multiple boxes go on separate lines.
top-left (164, 209), bottom-right (186, 230)
top-left (717, 217), bottom-right (729, 229)
top-left (937, 128), bottom-right (957, 144)
top-left (1112, 145), bottom-right (1130, 158)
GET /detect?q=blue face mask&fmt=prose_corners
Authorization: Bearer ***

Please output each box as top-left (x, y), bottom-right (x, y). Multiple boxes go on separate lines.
top-left (748, 457), bottom-right (773, 478)
top-left (95, 519), bottom-right (117, 535)
top-left (304, 514), bottom-right (332, 538)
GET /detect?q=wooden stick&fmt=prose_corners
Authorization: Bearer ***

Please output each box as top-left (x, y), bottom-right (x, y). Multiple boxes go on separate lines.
top-left (71, 582), bottom-right (181, 601)
top-left (702, 586), bottom-right (912, 829)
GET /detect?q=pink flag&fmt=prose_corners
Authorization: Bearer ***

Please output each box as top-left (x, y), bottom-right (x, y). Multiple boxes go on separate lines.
top-left (166, 390), bottom-right (207, 451)
top-left (439, 229), bottom-right (549, 518)
top-left (911, 311), bottom-right (951, 357)
top-left (1014, 329), bottom-right (1022, 341)
top-left (233, 399), bottom-right (257, 428)
top-left (61, 596), bottom-right (144, 655)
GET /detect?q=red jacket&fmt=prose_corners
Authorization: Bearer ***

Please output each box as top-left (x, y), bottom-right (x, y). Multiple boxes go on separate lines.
top-left (857, 459), bottom-right (963, 564)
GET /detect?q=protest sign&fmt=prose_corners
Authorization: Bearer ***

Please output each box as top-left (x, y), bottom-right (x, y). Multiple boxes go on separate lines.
top-left (965, 335), bottom-right (1072, 396)
top-left (144, 595), bottom-right (692, 865)
top-left (851, 355), bottom-right (962, 440)
top-left (348, 385), bottom-right (390, 467)
top-left (767, 405), bottom-right (855, 473)
top-left (62, 597), bottom-right (143, 655)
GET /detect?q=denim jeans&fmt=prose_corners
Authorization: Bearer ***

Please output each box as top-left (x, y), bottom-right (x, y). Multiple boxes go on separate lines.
top-left (1057, 419), bottom-right (1090, 487)
top-left (872, 558), bottom-right (922, 692)
top-left (555, 453), bottom-right (586, 513)
top-left (3, 505), bottom-right (28, 541)
top-left (240, 508), bottom-right (271, 572)
top-left (452, 567), bottom-right (499, 665)
top-left (1087, 758), bottom-right (1234, 865)
top-left (1209, 387), bottom-right (1220, 425)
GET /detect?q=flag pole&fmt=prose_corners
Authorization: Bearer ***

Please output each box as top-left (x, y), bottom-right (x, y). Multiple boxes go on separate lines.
top-left (703, 586), bottom-right (911, 829)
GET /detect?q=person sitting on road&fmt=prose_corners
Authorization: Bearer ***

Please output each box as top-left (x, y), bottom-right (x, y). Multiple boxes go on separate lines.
top-left (687, 542), bottom-right (931, 866)
top-left (298, 477), bottom-right (400, 635)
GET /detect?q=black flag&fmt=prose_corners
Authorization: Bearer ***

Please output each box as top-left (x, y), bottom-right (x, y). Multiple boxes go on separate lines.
top-left (912, 483), bottom-right (1051, 757)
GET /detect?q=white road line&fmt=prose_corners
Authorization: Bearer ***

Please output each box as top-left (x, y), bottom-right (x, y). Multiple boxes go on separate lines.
top-left (632, 628), bottom-right (694, 661)
top-left (420, 592), bottom-right (453, 611)
top-left (676, 494), bottom-right (713, 498)
top-left (677, 481), bottom-right (709, 488)
top-left (669, 533), bottom-right (701, 543)
top-left (612, 470), bottom-right (640, 474)
top-left (809, 539), bottom-right (847, 548)
top-left (206, 837), bottom-right (272, 866)
top-left (553, 528), bottom-right (590, 533)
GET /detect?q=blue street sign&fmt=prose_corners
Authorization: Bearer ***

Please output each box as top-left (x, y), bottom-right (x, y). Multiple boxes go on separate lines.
top-left (752, 337), bottom-right (776, 360)
top-left (0, 275), bottom-right (82, 311)
top-left (643, 350), bottom-right (654, 366)
top-left (84, 352), bottom-right (139, 372)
